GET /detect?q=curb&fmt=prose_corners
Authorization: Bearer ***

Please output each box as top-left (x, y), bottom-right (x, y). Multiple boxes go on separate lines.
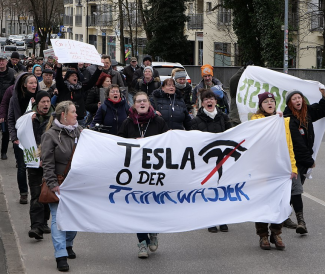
top-left (0, 177), bottom-right (25, 274)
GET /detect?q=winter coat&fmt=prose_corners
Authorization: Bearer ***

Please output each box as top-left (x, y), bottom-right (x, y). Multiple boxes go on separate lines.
top-left (192, 77), bottom-right (222, 105)
top-left (101, 67), bottom-right (125, 87)
top-left (55, 66), bottom-right (101, 119)
top-left (132, 66), bottom-right (160, 87)
top-left (123, 64), bottom-right (140, 90)
top-left (8, 73), bottom-right (39, 142)
top-left (85, 86), bottom-right (101, 116)
top-left (118, 115), bottom-right (168, 138)
top-left (150, 89), bottom-right (192, 130)
top-left (0, 67), bottom-right (15, 103)
top-left (41, 121), bottom-right (82, 190)
top-left (135, 77), bottom-right (161, 97)
top-left (283, 97), bottom-right (325, 169)
top-left (251, 113), bottom-right (297, 174)
top-left (90, 98), bottom-right (129, 135)
top-left (7, 60), bottom-right (26, 74)
top-left (190, 107), bottom-right (232, 133)
top-left (31, 104), bottom-right (55, 145)
top-left (176, 83), bottom-right (193, 112)
top-left (0, 85), bottom-right (14, 120)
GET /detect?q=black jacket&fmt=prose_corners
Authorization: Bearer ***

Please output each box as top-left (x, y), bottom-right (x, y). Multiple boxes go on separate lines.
top-left (118, 115), bottom-right (168, 138)
top-left (85, 86), bottom-right (100, 116)
top-left (176, 83), bottom-right (193, 112)
top-left (7, 60), bottom-right (26, 74)
top-left (190, 107), bottom-right (232, 133)
top-left (284, 97), bottom-right (325, 168)
top-left (132, 66), bottom-right (159, 87)
top-left (123, 64), bottom-right (140, 90)
top-left (0, 67), bottom-right (15, 102)
top-left (150, 89), bottom-right (192, 130)
top-left (135, 77), bottom-right (161, 97)
top-left (55, 66), bottom-right (101, 119)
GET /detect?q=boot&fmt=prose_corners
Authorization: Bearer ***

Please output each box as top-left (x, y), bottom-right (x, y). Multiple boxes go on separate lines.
top-left (28, 227), bottom-right (43, 240)
top-left (270, 234), bottom-right (285, 250)
top-left (56, 256), bottom-right (69, 272)
top-left (137, 240), bottom-right (149, 259)
top-left (295, 211), bottom-right (308, 234)
top-left (259, 236), bottom-right (271, 250)
top-left (283, 218), bottom-right (297, 229)
top-left (66, 246), bottom-right (76, 259)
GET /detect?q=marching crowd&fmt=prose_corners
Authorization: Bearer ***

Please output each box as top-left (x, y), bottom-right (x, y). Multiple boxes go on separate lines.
top-left (0, 50), bottom-right (325, 272)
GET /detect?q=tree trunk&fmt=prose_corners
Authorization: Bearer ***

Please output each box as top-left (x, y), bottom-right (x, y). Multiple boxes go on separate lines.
top-left (118, 0), bottom-right (125, 63)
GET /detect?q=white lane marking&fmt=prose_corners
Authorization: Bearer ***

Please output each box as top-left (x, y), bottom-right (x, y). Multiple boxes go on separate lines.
top-left (303, 192), bottom-right (325, 207)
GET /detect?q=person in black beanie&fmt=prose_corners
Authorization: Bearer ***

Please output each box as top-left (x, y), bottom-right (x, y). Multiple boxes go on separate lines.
top-left (7, 72), bottom-right (40, 204)
top-left (132, 55), bottom-right (160, 87)
top-left (27, 90), bottom-right (54, 239)
top-left (7, 51), bottom-right (26, 74)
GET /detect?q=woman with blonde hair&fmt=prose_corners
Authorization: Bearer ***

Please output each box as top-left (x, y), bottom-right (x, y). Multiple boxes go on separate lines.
top-left (41, 100), bottom-right (82, 271)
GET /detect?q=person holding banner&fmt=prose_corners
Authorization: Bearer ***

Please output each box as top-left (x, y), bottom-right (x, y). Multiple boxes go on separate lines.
top-left (251, 92), bottom-right (298, 250)
top-left (190, 89), bottom-right (232, 233)
top-left (118, 92), bottom-right (168, 259)
top-left (283, 88), bottom-right (325, 235)
top-left (90, 84), bottom-right (129, 134)
top-left (55, 59), bottom-right (102, 127)
top-left (41, 101), bottom-right (82, 272)
top-left (8, 72), bottom-right (39, 204)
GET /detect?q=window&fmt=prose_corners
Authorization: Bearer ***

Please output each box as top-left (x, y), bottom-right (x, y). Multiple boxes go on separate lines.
top-left (214, 42), bottom-right (231, 66)
top-left (206, 2), bottom-right (212, 12)
top-left (188, 3), bottom-right (194, 14)
top-left (98, 4), bottom-right (113, 27)
top-left (218, 0), bottom-right (231, 25)
top-left (107, 36), bottom-right (116, 60)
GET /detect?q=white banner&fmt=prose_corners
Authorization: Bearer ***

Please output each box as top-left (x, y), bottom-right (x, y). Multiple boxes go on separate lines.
top-left (57, 116), bottom-right (292, 233)
top-left (237, 66), bottom-right (325, 161)
top-left (16, 112), bottom-right (40, 168)
top-left (51, 39), bottom-right (103, 66)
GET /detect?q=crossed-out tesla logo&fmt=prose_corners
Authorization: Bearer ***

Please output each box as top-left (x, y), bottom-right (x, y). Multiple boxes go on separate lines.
top-left (199, 140), bottom-right (247, 185)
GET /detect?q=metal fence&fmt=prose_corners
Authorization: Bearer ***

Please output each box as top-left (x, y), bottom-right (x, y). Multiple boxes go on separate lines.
top-left (184, 66), bottom-right (325, 89)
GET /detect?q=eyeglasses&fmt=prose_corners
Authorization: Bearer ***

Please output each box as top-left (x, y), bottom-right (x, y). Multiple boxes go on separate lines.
top-left (135, 99), bottom-right (148, 103)
top-left (262, 99), bottom-right (275, 104)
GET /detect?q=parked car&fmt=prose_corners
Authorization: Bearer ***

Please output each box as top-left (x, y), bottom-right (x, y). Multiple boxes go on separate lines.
top-left (2, 45), bottom-right (18, 58)
top-left (15, 40), bottom-right (27, 51)
top-left (8, 35), bottom-right (18, 44)
top-left (12, 35), bottom-right (25, 43)
top-left (24, 38), bottom-right (34, 48)
top-left (151, 62), bottom-right (191, 84)
top-left (0, 37), bottom-right (9, 48)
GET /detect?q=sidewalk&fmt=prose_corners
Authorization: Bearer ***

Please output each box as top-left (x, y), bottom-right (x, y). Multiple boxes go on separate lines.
top-left (0, 167), bottom-right (25, 274)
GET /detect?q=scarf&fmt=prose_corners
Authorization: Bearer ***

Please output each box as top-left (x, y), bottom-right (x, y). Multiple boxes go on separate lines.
top-left (175, 82), bottom-right (186, 89)
top-left (129, 106), bottom-right (155, 125)
top-left (108, 98), bottom-right (122, 104)
top-left (203, 107), bottom-right (218, 119)
top-left (64, 80), bottom-right (83, 91)
top-left (54, 118), bottom-right (79, 132)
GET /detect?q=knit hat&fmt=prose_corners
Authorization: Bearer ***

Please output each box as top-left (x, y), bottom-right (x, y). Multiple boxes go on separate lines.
top-left (32, 64), bottom-right (42, 75)
top-left (143, 55), bottom-right (152, 63)
top-left (210, 85), bottom-right (224, 99)
top-left (143, 66), bottom-right (153, 74)
top-left (258, 92), bottom-right (275, 107)
top-left (201, 64), bottom-right (213, 77)
top-left (35, 90), bottom-right (51, 105)
top-left (174, 70), bottom-right (187, 80)
top-left (11, 51), bottom-right (20, 59)
top-left (285, 90), bottom-right (304, 104)
top-left (64, 70), bottom-right (79, 81)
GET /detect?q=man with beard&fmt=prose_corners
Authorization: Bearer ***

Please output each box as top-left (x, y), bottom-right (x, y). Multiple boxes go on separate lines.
top-left (27, 91), bottom-right (54, 239)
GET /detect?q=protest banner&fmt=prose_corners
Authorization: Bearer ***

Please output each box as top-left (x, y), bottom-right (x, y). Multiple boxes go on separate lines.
top-left (57, 116), bottom-right (292, 233)
top-left (43, 48), bottom-right (55, 60)
top-left (236, 65), bottom-right (325, 162)
top-left (51, 39), bottom-right (103, 66)
top-left (16, 112), bottom-right (40, 168)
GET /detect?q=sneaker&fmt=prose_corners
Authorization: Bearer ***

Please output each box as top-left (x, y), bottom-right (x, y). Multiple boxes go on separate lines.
top-left (19, 195), bottom-right (28, 204)
top-left (28, 227), bottom-right (43, 240)
top-left (270, 234), bottom-right (285, 250)
top-left (148, 233), bottom-right (158, 252)
top-left (283, 218), bottom-right (297, 229)
top-left (42, 224), bottom-right (51, 234)
top-left (259, 236), bottom-right (271, 250)
top-left (219, 224), bottom-right (229, 232)
top-left (137, 240), bottom-right (149, 259)
top-left (208, 226), bottom-right (218, 233)
top-left (1, 153), bottom-right (7, 160)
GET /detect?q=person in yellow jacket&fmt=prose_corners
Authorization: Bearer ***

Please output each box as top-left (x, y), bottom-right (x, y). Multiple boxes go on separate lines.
top-left (251, 92), bottom-right (297, 251)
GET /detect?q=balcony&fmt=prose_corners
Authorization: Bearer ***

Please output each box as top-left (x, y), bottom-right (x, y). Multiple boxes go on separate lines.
top-left (64, 0), bottom-right (73, 4)
top-left (63, 15), bottom-right (73, 26)
top-left (75, 15), bottom-right (82, 27)
top-left (311, 12), bottom-right (324, 31)
top-left (97, 15), bottom-right (113, 27)
top-left (88, 15), bottom-right (97, 27)
top-left (188, 13), bottom-right (203, 30)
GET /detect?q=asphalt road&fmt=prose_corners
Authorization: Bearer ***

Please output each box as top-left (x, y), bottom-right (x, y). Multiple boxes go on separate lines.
top-left (0, 141), bottom-right (325, 274)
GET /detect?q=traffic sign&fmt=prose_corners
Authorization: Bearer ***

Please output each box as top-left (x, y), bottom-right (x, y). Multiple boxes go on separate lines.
top-left (34, 33), bottom-right (39, 37)
top-left (31, 26), bottom-right (34, 32)
top-left (57, 33), bottom-right (62, 37)
top-left (34, 37), bottom-right (39, 43)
